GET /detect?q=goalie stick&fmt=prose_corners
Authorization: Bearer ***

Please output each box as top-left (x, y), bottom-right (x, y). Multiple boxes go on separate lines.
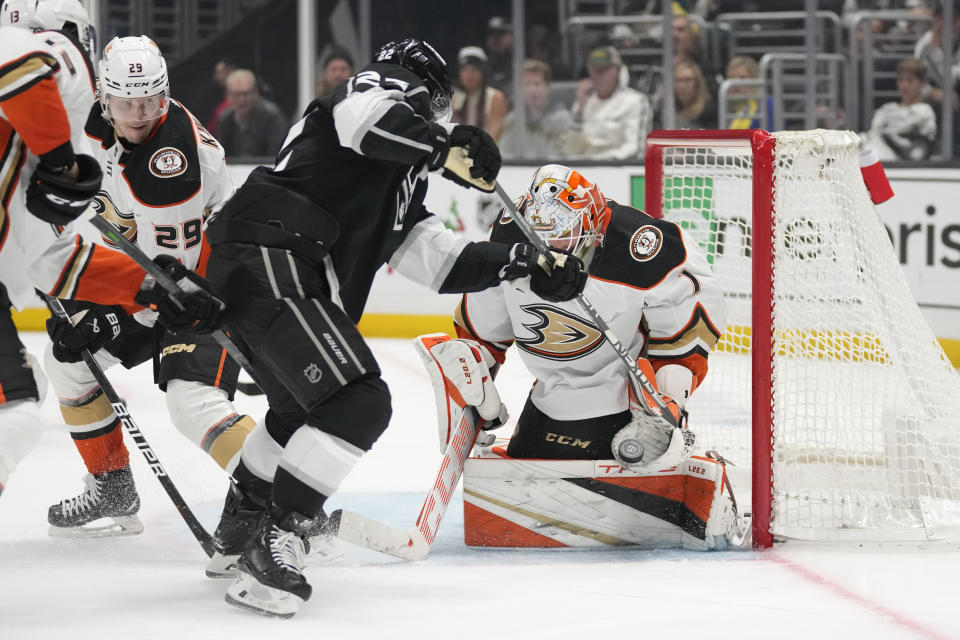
top-left (79, 207), bottom-right (470, 560)
top-left (492, 182), bottom-right (677, 429)
top-left (327, 405), bottom-right (482, 560)
top-left (44, 294), bottom-right (215, 558)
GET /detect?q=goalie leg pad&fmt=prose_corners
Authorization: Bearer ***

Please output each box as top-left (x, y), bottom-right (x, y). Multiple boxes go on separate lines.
top-left (463, 450), bottom-right (739, 550)
top-left (415, 333), bottom-right (506, 453)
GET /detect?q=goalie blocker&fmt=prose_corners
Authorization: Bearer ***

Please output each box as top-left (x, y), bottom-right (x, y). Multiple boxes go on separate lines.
top-left (463, 444), bottom-right (747, 551)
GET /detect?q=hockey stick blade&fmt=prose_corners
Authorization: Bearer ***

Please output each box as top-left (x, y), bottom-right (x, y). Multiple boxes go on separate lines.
top-left (492, 183), bottom-right (676, 428)
top-left (45, 295), bottom-right (216, 557)
top-left (330, 407), bottom-right (482, 560)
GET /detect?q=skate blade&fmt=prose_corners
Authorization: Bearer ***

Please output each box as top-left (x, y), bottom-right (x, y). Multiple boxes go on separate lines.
top-left (224, 573), bottom-right (303, 618)
top-left (305, 536), bottom-right (343, 566)
top-left (205, 552), bottom-right (240, 579)
top-left (48, 515), bottom-right (144, 539)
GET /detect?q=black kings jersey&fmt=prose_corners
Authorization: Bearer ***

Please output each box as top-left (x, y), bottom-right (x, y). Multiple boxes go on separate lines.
top-left (208, 62), bottom-right (458, 321)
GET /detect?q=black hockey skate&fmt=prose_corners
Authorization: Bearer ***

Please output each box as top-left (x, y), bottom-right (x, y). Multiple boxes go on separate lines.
top-left (205, 481), bottom-right (267, 579)
top-left (224, 507), bottom-right (315, 618)
top-left (48, 466), bottom-right (142, 538)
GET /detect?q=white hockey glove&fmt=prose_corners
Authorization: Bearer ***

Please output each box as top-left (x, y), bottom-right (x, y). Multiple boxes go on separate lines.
top-left (612, 360), bottom-right (695, 471)
top-left (414, 333), bottom-right (508, 453)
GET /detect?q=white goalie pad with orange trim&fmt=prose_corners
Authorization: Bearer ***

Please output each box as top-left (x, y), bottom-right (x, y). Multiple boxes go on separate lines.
top-left (415, 333), bottom-right (507, 453)
top-left (463, 443), bottom-right (743, 551)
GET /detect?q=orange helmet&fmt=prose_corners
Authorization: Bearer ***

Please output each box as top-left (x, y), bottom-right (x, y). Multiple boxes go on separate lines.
top-left (522, 164), bottom-right (610, 258)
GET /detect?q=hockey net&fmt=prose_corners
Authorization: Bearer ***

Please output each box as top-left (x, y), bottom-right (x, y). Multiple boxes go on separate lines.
top-left (644, 129), bottom-right (960, 547)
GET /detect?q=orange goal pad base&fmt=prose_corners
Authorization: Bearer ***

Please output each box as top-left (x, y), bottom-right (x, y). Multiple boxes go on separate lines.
top-left (462, 443), bottom-right (745, 551)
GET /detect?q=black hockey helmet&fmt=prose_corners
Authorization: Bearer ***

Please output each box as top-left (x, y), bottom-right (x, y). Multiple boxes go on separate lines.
top-left (374, 38), bottom-right (452, 121)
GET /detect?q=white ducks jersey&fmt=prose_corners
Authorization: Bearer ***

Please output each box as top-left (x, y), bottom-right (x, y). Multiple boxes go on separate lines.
top-left (84, 99), bottom-right (234, 271)
top-left (455, 201), bottom-right (728, 421)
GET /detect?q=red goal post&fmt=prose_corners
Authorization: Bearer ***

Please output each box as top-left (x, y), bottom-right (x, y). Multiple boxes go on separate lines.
top-left (643, 129), bottom-right (960, 548)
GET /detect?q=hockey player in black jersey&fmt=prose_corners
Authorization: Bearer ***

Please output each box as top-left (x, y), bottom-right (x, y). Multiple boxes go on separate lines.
top-left (203, 39), bottom-right (587, 617)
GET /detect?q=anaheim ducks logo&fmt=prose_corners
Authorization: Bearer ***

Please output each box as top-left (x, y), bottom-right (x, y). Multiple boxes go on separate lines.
top-left (515, 304), bottom-right (604, 361)
top-left (630, 225), bottom-right (663, 262)
top-left (92, 192), bottom-right (137, 246)
top-left (149, 147), bottom-right (187, 178)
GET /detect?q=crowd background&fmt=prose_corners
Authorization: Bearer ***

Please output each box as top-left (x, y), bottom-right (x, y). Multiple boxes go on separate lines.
top-left (93, 0), bottom-right (959, 164)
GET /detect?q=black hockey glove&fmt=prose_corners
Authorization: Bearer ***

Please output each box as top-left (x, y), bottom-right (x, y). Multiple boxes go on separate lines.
top-left (498, 244), bottom-right (587, 303)
top-left (437, 124), bottom-right (501, 193)
top-left (134, 255), bottom-right (225, 334)
top-left (46, 303), bottom-right (123, 363)
top-left (26, 154), bottom-right (102, 226)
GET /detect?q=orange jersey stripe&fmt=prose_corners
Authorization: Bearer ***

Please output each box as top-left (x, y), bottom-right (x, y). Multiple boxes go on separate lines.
top-left (213, 346), bottom-right (227, 388)
top-left (64, 243), bottom-right (145, 311)
top-left (0, 73), bottom-right (70, 156)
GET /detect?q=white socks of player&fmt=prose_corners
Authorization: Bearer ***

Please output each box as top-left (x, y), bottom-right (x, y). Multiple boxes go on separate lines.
top-left (0, 399), bottom-right (45, 496)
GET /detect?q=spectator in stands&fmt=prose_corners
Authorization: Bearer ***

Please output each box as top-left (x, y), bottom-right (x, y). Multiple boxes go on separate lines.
top-left (673, 12), bottom-right (703, 63)
top-left (206, 57), bottom-right (237, 136)
top-left (674, 11), bottom-right (722, 97)
top-left (485, 16), bottom-right (514, 95)
top-left (866, 57), bottom-right (938, 161)
top-left (316, 47), bottom-right (354, 98)
top-left (527, 23), bottom-right (570, 81)
top-left (915, 1), bottom-right (960, 109)
top-left (724, 55), bottom-right (768, 129)
top-left (452, 46), bottom-right (509, 143)
top-left (669, 59), bottom-right (717, 129)
top-left (501, 60), bottom-right (575, 160)
top-left (565, 45), bottom-right (652, 160)
top-left (216, 69), bottom-right (289, 159)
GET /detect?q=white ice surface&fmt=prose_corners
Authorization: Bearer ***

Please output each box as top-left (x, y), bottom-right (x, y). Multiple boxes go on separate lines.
top-left (1, 333), bottom-right (958, 640)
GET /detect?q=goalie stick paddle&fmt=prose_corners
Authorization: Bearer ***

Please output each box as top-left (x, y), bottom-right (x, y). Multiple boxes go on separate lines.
top-left (44, 295), bottom-right (216, 558)
top-left (329, 405), bottom-right (483, 560)
top-left (492, 182), bottom-right (677, 428)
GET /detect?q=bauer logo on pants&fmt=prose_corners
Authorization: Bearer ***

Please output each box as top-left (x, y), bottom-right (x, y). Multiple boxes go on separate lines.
top-left (149, 147), bottom-right (188, 178)
top-left (303, 362), bottom-right (323, 383)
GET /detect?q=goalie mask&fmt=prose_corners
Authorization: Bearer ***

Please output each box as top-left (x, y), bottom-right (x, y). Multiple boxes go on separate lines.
top-left (374, 38), bottom-right (452, 122)
top-left (1, 0), bottom-right (97, 57)
top-left (98, 36), bottom-right (170, 135)
top-left (522, 164), bottom-right (611, 259)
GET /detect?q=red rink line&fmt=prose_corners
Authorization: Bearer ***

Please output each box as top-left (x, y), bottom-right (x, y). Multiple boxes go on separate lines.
top-left (768, 553), bottom-right (952, 640)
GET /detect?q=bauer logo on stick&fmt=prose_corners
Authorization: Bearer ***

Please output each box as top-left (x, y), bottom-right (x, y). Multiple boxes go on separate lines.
top-left (630, 225), bottom-right (663, 262)
top-left (149, 147), bottom-right (187, 178)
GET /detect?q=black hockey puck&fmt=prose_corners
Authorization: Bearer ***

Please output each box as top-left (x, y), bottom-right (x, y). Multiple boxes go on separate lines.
top-left (617, 439), bottom-right (644, 465)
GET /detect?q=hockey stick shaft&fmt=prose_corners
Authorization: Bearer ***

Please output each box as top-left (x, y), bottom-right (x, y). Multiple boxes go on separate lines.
top-left (331, 406), bottom-right (481, 560)
top-left (78, 209), bottom-right (262, 389)
top-left (492, 183), bottom-right (675, 425)
top-left (45, 295), bottom-right (215, 557)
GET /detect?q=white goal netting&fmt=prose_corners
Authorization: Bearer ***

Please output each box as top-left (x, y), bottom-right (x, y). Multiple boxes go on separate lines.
top-left (650, 129), bottom-right (960, 542)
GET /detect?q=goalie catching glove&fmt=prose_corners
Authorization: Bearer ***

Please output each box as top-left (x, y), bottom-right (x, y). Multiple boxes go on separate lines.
top-left (427, 124), bottom-right (501, 193)
top-left (134, 255), bottom-right (225, 334)
top-left (612, 361), bottom-right (695, 471)
top-left (415, 333), bottom-right (507, 453)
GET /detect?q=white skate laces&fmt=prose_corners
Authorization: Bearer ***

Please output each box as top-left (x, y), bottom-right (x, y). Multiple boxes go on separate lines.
top-left (57, 474), bottom-right (102, 517)
top-left (269, 527), bottom-right (307, 574)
